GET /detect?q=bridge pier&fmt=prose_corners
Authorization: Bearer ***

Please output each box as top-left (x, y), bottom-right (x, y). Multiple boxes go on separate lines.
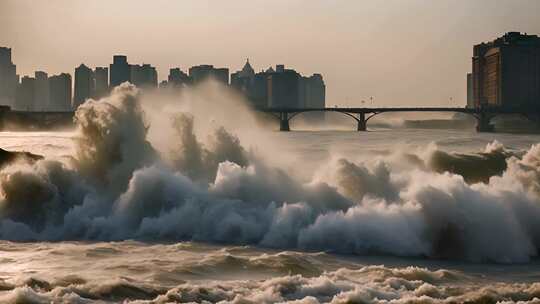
top-left (0, 106), bottom-right (9, 131)
top-left (476, 113), bottom-right (494, 132)
top-left (279, 112), bottom-right (290, 131)
top-left (357, 112), bottom-right (367, 131)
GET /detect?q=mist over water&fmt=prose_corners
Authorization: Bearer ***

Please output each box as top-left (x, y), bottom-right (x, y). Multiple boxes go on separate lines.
top-left (1, 82), bottom-right (540, 302)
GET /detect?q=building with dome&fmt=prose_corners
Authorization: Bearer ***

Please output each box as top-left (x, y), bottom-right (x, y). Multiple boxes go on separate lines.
top-left (231, 59), bottom-right (272, 108)
top-left (231, 59), bottom-right (326, 112)
top-left (231, 59), bottom-right (255, 93)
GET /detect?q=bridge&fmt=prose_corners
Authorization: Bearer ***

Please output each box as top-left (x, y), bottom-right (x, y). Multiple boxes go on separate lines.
top-left (259, 107), bottom-right (540, 132)
top-left (0, 105), bottom-right (538, 132)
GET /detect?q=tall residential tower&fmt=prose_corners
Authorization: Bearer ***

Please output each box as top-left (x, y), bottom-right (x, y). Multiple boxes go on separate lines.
top-left (74, 64), bottom-right (94, 109)
top-left (472, 32), bottom-right (540, 109)
top-left (94, 67), bottom-right (109, 98)
top-left (0, 47), bottom-right (18, 107)
top-left (110, 55), bottom-right (130, 88)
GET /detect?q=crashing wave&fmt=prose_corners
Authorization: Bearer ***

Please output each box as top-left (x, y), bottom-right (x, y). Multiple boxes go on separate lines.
top-left (1, 83), bottom-right (540, 263)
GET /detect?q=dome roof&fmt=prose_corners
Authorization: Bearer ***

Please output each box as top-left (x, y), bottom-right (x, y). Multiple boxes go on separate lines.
top-left (239, 59), bottom-right (255, 77)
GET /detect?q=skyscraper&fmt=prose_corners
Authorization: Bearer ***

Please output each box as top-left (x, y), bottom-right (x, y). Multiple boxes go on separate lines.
top-left (0, 47), bottom-right (18, 107)
top-left (74, 64), bottom-right (94, 109)
top-left (267, 65), bottom-right (301, 108)
top-left (94, 67), bottom-right (109, 99)
top-left (252, 69), bottom-right (272, 108)
top-left (168, 68), bottom-right (191, 88)
top-left (110, 55), bottom-right (130, 88)
top-left (303, 74), bottom-right (326, 109)
top-left (467, 73), bottom-right (473, 108)
top-left (301, 73), bottom-right (326, 122)
top-left (472, 32), bottom-right (540, 108)
top-left (189, 65), bottom-right (229, 85)
top-left (34, 71), bottom-right (50, 111)
top-left (15, 76), bottom-right (35, 111)
top-left (49, 73), bottom-right (72, 111)
top-left (189, 65), bottom-right (214, 84)
top-left (130, 64), bottom-right (158, 88)
top-left (298, 76), bottom-right (307, 108)
top-left (213, 68), bottom-right (229, 85)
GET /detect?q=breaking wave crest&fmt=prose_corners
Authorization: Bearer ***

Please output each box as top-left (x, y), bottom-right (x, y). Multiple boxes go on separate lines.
top-left (1, 83), bottom-right (540, 263)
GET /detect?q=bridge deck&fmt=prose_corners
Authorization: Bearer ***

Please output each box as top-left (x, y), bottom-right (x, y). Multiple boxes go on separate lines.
top-left (259, 107), bottom-right (537, 114)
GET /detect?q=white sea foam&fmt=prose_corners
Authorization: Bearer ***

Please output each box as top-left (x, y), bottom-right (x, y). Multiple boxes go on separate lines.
top-left (0, 260), bottom-right (539, 303)
top-left (0, 82), bottom-right (539, 265)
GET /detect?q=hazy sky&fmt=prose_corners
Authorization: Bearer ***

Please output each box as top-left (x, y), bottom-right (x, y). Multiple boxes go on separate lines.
top-left (1, 0), bottom-right (540, 107)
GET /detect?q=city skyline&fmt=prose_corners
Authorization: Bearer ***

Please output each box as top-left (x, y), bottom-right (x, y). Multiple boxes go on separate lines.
top-left (0, 47), bottom-right (327, 112)
top-left (2, 0), bottom-right (540, 107)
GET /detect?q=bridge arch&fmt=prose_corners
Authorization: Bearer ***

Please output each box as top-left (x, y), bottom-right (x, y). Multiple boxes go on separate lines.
top-left (284, 109), bottom-right (392, 131)
top-left (287, 110), bottom-right (360, 123)
top-left (282, 109), bottom-right (371, 131)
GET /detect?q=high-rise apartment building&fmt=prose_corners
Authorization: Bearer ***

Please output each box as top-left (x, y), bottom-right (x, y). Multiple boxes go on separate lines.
top-left (94, 67), bottom-right (109, 98)
top-left (189, 65), bottom-right (229, 85)
top-left (15, 76), bottom-right (35, 111)
top-left (472, 32), bottom-right (540, 108)
top-left (34, 71), bottom-right (50, 111)
top-left (252, 69), bottom-right (273, 108)
top-left (49, 73), bottom-right (72, 111)
top-left (74, 64), bottom-right (94, 109)
top-left (130, 64), bottom-right (158, 88)
top-left (302, 74), bottom-right (326, 109)
top-left (466, 73), bottom-right (473, 108)
top-left (168, 68), bottom-right (191, 88)
top-left (110, 55), bottom-right (130, 88)
top-left (0, 47), bottom-right (18, 107)
top-left (268, 66), bottom-right (301, 108)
